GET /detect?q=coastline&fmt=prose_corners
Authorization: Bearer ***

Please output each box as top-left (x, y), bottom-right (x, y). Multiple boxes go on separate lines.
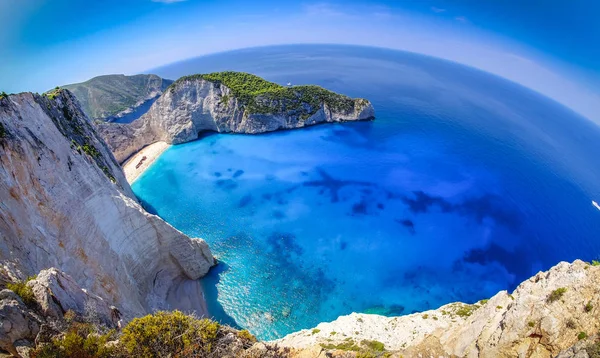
top-left (122, 141), bottom-right (170, 183)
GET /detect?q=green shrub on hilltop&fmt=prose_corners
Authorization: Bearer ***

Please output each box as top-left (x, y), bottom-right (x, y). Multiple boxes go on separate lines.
top-left (0, 91), bottom-right (7, 100)
top-left (172, 71), bottom-right (361, 117)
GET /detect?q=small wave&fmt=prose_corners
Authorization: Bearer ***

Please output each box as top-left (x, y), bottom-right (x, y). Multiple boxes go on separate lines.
top-left (593, 201), bottom-right (600, 211)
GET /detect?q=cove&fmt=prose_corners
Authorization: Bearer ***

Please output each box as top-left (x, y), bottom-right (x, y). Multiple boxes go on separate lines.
top-left (132, 45), bottom-right (600, 340)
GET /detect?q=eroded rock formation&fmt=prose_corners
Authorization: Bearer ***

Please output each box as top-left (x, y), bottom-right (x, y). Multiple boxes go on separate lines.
top-left (0, 91), bottom-right (215, 323)
top-left (98, 73), bottom-right (375, 163)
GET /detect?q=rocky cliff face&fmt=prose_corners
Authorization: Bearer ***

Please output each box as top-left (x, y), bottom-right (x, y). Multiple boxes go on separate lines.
top-left (0, 90), bottom-right (215, 322)
top-left (277, 260), bottom-right (600, 358)
top-left (98, 73), bottom-right (375, 163)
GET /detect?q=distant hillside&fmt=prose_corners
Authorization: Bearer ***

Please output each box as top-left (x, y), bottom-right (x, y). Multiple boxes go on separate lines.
top-left (62, 74), bottom-right (173, 121)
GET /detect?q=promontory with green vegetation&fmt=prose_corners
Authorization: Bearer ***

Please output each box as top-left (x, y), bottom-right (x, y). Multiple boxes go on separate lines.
top-left (97, 71), bottom-right (375, 163)
top-left (62, 74), bottom-right (172, 122)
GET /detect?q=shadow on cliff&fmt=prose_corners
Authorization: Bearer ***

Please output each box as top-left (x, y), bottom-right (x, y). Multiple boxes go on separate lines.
top-left (201, 262), bottom-right (242, 329)
top-left (137, 196), bottom-right (160, 215)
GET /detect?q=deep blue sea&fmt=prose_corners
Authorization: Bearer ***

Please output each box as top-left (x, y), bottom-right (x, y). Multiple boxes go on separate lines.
top-left (133, 45), bottom-right (600, 340)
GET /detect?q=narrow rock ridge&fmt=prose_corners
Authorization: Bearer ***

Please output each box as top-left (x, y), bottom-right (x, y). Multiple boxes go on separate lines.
top-left (98, 73), bottom-right (376, 163)
top-left (276, 260), bottom-right (600, 357)
top-left (0, 90), bottom-right (215, 321)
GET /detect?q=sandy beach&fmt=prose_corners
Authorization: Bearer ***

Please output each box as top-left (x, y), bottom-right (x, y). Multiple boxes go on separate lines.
top-left (122, 141), bottom-right (170, 183)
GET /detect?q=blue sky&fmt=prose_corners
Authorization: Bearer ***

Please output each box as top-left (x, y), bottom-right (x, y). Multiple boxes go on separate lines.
top-left (1, 0), bottom-right (599, 122)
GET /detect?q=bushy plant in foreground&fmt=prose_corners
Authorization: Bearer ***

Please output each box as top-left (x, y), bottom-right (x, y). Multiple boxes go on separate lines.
top-left (120, 310), bottom-right (219, 357)
top-left (6, 275), bottom-right (37, 307)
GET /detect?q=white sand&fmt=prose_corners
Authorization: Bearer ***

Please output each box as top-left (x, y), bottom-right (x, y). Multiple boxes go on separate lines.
top-left (122, 141), bottom-right (170, 183)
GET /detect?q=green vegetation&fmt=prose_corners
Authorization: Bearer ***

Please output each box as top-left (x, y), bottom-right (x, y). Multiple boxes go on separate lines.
top-left (82, 144), bottom-right (100, 158)
top-left (585, 301), bottom-right (593, 312)
top-left (528, 321), bottom-right (536, 328)
top-left (422, 314), bottom-right (429, 319)
top-left (578, 331), bottom-right (588, 340)
top-left (496, 306), bottom-right (503, 309)
top-left (330, 331), bottom-right (337, 335)
top-left (547, 287), bottom-right (567, 303)
top-left (0, 91), bottom-right (7, 100)
top-left (320, 340), bottom-right (361, 351)
top-left (455, 304), bottom-right (479, 318)
top-left (311, 329), bottom-right (321, 335)
top-left (45, 88), bottom-right (62, 100)
top-left (120, 311), bottom-right (219, 357)
top-left (29, 311), bottom-right (286, 358)
top-left (592, 260), bottom-right (600, 266)
top-left (236, 329), bottom-right (256, 343)
top-left (319, 338), bottom-right (386, 356)
top-left (173, 71), bottom-right (364, 118)
top-left (361, 340), bottom-right (385, 352)
top-left (479, 299), bottom-right (489, 305)
top-left (0, 122), bottom-right (6, 138)
top-left (31, 322), bottom-right (118, 358)
top-left (6, 275), bottom-right (37, 307)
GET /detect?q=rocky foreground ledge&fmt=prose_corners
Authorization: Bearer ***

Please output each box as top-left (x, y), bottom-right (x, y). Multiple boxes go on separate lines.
top-left (276, 259), bottom-right (600, 358)
top-left (98, 72), bottom-right (375, 163)
top-left (1, 261), bottom-right (599, 357)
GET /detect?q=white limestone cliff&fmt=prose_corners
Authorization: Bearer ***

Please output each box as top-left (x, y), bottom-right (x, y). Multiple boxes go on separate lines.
top-left (0, 91), bottom-right (215, 323)
top-left (98, 76), bottom-right (375, 163)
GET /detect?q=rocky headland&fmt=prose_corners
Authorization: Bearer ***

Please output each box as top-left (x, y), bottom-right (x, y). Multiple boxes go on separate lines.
top-left (97, 72), bottom-right (375, 163)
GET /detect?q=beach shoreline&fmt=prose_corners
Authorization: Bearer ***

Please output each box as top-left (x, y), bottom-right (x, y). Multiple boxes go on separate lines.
top-left (122, 141), bottom-right (169, 183)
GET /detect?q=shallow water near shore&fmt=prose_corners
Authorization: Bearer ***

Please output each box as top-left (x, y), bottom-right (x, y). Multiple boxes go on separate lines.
top-left (133, 45), bottom-right (600, 340)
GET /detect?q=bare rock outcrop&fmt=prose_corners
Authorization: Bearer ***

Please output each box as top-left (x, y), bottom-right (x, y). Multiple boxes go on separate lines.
top-left (27, 268), bottom-right (120, 327)
top-left (0, 290), bottom-right (41, 357)
top-left (276, 260), bottom-right (600, 357)
top-left (98, 72), bottom-right (375, 163)
top-left (0, 90), bottom-right (215, 323)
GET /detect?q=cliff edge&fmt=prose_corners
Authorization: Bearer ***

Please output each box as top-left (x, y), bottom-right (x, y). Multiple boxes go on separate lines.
top-left (276, 259), bottom-right (600, 358)
top-left (0, 90), bottom-right (215, 322)
top-left (98, 72), bottom-right (375, 163)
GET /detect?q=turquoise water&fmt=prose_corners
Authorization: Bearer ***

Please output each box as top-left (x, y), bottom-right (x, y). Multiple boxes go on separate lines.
top-left (133, 45), bottom-right (600, 340)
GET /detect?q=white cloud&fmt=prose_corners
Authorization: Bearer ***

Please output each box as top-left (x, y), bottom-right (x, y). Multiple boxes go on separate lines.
top-left (455, 16), bottom-right (468, 23)
top-left (431, 7), bottom-right (446, 13)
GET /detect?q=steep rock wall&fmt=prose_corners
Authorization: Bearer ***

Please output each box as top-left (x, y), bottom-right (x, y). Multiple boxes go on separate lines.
top-left (0, 91), bottom-right (215, 320)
